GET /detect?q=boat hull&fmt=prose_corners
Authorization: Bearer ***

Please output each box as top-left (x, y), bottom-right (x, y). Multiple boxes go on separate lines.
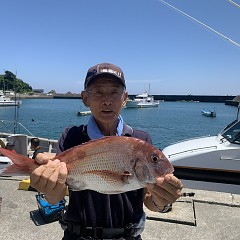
top-left (0, 156), bottom-right (12, 171)
top-left (163, 129), bottom-right (240, 194)
top-left (126, 100), bottom-right (159, 108)
top-left (0, 100), bottom-right (22, 107)
top-left (77, 110), bottom-right (91, 116)
top-left (201, 109), bottom-right (216, 117)
top-left (125, 91), bottom-right (160, 108)
top-left (0, 92), bottom-right (22, 107)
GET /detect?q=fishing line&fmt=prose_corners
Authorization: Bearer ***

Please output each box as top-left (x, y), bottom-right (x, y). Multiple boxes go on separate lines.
top-left (158, 0), bottom-right (240, 48)
top-left (227, 0), bottom-right (240, 9)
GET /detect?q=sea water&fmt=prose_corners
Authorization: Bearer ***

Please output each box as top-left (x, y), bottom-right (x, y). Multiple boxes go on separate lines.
top-left (0, 99), bottom-right (237, 149)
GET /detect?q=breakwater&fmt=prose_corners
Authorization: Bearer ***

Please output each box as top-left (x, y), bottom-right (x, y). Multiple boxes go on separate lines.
top-left (225, 95), bottom-right (240, 107)
top-left (130, 94), bottom-right (236, 103)
top-left (19, 93), bottom-right (238, 106)
top-left (53, 94), bottom-right (236, 102)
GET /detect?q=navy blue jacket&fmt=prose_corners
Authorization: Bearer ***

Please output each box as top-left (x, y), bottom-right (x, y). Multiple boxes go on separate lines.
top-left (57, 124), bottom-right (152, 228)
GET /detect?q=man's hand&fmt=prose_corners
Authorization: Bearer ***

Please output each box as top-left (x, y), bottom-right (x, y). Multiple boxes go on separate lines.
top-left (30, 159), bottom-right (68, 204)
top-left (144, 174), bottom-right (183, 212)
top-left (34, 152), bottom-right (56, 164)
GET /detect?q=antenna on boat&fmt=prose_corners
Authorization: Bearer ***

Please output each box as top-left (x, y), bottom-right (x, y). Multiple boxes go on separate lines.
top-left (158, 0), bottom-right (240, 48)
top-left (232, 96), bottom-right (240, 120)
top-left (237, 103), bottom-right (240, 120)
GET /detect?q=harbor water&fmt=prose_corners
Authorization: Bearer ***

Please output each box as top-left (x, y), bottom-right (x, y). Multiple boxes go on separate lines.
top-left (0, 99), bottom-right (237, 149)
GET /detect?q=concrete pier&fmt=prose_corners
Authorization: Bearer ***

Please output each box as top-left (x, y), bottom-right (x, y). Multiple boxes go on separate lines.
top-left (0, 176), bottom-right (239, 240)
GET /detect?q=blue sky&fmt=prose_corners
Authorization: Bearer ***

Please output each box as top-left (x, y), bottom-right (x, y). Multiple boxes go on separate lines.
top-left (0, 0), bottom-right (239, 95)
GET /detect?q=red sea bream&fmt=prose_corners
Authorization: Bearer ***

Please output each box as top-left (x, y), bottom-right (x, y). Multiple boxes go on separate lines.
top-left (0, 136), bottom-right (174, 194)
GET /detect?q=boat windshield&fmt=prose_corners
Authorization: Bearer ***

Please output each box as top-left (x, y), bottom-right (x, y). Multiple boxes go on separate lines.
top-left (221, 119), bottom-right (240, 144)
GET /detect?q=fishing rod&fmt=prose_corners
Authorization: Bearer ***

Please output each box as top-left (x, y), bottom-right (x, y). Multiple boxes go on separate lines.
top-left (158, 0), bottom-right (240, 48)
top-left (227, 0), bottom-right (240, 9)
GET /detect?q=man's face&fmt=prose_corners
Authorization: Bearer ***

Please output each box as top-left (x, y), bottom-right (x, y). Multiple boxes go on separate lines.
top-left (81, 78), bottom-right (128, 125)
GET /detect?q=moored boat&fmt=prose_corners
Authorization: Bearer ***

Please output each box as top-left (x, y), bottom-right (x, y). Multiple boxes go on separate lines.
top-left (126, 91), bottom-right (159, 108)
top-left (77, 110), bottom-right (91, 116)
top-left (163, 113), bottom-right (240, 194)
top-left (0, 156), bottom-right (12, 170)
top-left (201, 109), bottom-right (216, 117)
top-left (0, 92), bottom-right (22, 107)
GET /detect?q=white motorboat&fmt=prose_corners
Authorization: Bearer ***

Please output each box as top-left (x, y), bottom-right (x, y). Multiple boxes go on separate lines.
top-left (0, 156), bottom-right (12, 171)
top-left (201, 109), bottom-right (216, 117)
top-left (163, 113), bottom-right (240, 194)
top-left (77, 110), bottom-right (91, 116)
top-left (126, 91), bottom-right (159, 108)
top-left (0, 92), bottom-right (22, 107)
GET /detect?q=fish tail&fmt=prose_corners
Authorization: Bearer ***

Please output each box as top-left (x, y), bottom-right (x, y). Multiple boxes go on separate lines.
top-left (0, 148), bottom-right (34, 176)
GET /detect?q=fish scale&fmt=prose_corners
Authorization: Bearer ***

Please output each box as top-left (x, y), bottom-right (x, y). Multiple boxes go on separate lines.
top-left (67, 143), bottom-right (134, 192)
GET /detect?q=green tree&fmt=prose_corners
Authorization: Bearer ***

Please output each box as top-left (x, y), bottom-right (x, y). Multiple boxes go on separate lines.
top-left (0, 70), bottom-right (32, 93)
top-left (4, 70), bottom-right (16, 81)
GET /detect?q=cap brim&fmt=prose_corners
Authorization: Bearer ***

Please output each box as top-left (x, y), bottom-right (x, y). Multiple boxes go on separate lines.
top-left (85, 73), bottom-right (125, 88)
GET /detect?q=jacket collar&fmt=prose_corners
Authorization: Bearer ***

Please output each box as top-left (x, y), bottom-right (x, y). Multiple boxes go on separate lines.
top-left (87, 115), bottom-right (132, 139)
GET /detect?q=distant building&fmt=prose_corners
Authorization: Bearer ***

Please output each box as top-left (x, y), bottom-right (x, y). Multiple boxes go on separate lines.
top-left (32, 89), bottom-right (44, 93)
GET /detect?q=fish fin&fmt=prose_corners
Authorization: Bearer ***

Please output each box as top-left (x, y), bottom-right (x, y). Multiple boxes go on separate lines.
top-left (83, 170), bottom-right (132, 184)
top-left (66, 176), bottom-right (86, 191)
top-left (0, 148), bottom-right (35, 176)
top-left (0, 164), bottom-right (31, 176)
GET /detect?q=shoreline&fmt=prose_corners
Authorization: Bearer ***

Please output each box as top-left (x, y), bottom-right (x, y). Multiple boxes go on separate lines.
top-left (17, 93), bottom-right (238, 105)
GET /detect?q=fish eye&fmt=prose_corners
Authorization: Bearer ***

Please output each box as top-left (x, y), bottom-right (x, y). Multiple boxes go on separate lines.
top-left (151, 155), bottom-right (159, 163)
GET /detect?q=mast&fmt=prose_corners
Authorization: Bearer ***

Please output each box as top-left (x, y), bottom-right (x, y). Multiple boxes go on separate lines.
top-left (13, 71), bottom-right (19, 134)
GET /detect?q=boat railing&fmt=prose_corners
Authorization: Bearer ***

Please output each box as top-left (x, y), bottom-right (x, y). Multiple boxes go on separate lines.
top-left (0, 120), bottom-right (34, 136)
top-left (0, 120), bottom-right (58, 155)
top-left (167, 145), bottom-right (217, 157)
top-left (26, 136), bottom-right (58, 154)
top-left (170, 135), bottom-right (212, 145)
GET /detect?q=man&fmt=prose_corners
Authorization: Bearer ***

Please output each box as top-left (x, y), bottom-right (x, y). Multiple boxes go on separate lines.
top-left (30, 63), bottom-right (183, 240)
top-left (5, 142), bottom-right (16, 152)
top-left (31, 138), bottom-right (45, 162)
